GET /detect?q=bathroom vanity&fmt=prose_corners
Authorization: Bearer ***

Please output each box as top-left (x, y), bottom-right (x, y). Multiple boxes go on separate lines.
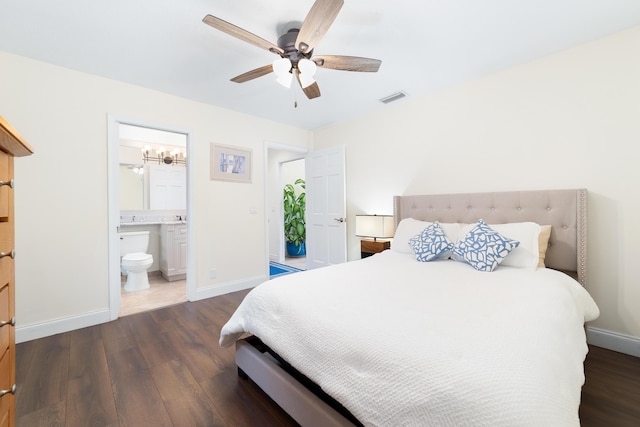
top-left (0, 116), bottom-right (33, 427)
top-left (160, 222), bottom-right (187, 281)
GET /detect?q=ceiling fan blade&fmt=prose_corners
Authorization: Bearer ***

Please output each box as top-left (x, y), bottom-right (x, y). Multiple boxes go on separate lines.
top-left (302, 81), bottom-right (321, 99)
top-left (203, 15), bottom-right (284, 55)
top-left (295, 0), bottom-right (344, 53)
top-left (312, 55), bottom-right (381, 72)
top-left (294, 70), bottom-right (321, 99)
top-left (230, 64), bottom-right (274, 83)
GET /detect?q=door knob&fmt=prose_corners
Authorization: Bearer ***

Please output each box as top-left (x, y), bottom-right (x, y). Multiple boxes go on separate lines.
top-left (333, 217), bottom-right (346, 223)
top-left (0, 317), bottom-right (15, 327)
top-left (0, 384), bottom-right (16, 397)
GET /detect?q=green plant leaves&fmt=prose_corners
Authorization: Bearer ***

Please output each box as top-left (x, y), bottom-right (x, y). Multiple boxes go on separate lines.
top-left (283, 179), bottom-right (306, 246)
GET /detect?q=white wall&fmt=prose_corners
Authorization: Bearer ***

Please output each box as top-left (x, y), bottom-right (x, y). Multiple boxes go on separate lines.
top-left (0, 51), bottom-right (311, 340)
top-left (314, 27), bottom-right (640, 352)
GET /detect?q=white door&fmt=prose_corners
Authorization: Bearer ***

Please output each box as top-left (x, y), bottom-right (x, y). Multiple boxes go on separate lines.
top-left (149, 165), bottom-right (186, 210)
top-left (305, 146), bottom-right (347, 269)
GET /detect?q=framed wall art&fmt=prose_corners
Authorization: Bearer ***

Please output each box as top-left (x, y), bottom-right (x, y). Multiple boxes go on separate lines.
top-left (210, 143), bottom-right (252, 183)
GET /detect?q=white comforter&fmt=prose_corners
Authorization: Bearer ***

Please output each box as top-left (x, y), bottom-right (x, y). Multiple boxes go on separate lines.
top-left (220, 250), bottom-right (599, 427)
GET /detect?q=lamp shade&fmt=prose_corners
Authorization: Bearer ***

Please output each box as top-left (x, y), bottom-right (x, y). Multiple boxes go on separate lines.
top-left (355, 215), bottom-right (394, 239)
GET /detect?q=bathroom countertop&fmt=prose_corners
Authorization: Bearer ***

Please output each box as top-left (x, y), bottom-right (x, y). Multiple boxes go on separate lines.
top-left (119, 221), bottom-right (187, 226)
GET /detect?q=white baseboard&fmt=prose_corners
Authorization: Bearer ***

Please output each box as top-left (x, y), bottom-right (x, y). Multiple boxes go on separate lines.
top-left (192, 275), bottom-right (266, 301)
top-left (15, 276), bottom-right (267, 344)
top-left (587, 326), bottom-right (640, 357)
top-left (16, 309), bottom-right (111, 344)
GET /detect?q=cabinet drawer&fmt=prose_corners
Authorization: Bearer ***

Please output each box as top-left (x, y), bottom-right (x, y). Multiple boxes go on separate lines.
top-left (0, 222), bottom-right (12, 244)
top-left (0, 285), bottom-right (9, 357)
top-left (0, 151), bottom-right (10, 220)
top-left (0, 400), bottom-right (8, 427)
top-left (0, 345), bottom-right (12, 427)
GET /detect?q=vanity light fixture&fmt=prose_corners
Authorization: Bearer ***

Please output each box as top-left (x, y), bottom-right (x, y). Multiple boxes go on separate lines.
top-left (141, 144), bottom-right (186, 165)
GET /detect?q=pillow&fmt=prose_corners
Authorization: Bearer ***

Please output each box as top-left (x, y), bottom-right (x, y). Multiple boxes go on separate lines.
top-left (454, 221), bottom-right (541, 270)
top-left (489, 222), bottom-right (541, 270)
top-left (538, 225), bottom-right (552, 268)
top-left (408, 222), bottom-right (454, 262)
top-left (453, 220), bottom-right (520, 272)
top-left (392, 218), bottom-right (460, 255)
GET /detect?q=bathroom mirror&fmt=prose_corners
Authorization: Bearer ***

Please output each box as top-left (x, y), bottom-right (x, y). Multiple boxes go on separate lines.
top-left (119, 124), bottom-right (187, 211)
top-left (120, 164), bottom-right (145, 210)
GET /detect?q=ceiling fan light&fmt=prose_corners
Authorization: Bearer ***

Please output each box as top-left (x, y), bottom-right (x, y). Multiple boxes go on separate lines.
top-left (276, 72), bottom-right (293, 88)
top-left (273, 57), bottom-right (293, 88)
top-left (272, 57), bottom-right (292, 76)
top-left (298, 58), bottom-right (317, 76)
top-left (297, 58), bottom-right (317, 88)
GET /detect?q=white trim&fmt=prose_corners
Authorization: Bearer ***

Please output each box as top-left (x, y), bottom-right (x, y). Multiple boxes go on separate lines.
top-left (107, 115), bottom-right (196, 320)
top-left (16, 274), bottom-right (263, 343)
top-left (16, 310), bottom-right (111, 344)
top-left (586, 326), bottom-right (640, 357)
top-left (191, 276), bottom-right (266, 301)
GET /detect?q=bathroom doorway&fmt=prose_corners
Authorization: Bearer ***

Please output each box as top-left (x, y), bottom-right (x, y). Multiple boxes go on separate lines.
top-left (107, 116), bottom-right (195, 320)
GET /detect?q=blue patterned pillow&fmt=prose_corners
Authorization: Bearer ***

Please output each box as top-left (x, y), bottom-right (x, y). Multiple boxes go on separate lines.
top-left (408, 222), bottom-right (454, 262)
top-left (453, 219), bottom-right (520, 272)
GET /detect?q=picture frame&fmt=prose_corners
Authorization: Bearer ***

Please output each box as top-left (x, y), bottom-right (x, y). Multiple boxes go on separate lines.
top-left (210, 143), bottom-right (252, 183)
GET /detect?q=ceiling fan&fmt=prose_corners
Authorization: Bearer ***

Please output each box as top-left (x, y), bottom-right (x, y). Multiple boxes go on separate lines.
top-left (202, 0), bottom-right (382, 100)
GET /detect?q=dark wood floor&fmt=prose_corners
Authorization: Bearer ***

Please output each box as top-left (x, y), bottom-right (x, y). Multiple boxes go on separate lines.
top-left (15, 289), bottom-right (640, 426)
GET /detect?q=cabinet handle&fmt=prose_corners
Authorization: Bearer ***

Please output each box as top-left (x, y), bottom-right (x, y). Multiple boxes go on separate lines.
top-left (0, 317), bottom-right (15, 328)
top-left (0, 250), bottom-right (14, 259)
top-left (0, 384), bottom-right (16, 397)
top-left (0, 179), bottom-right (14, 189)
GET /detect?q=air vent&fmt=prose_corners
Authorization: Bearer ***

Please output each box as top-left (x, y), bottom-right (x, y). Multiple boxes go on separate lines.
top-left (379, 91), bottom-right (407, 104)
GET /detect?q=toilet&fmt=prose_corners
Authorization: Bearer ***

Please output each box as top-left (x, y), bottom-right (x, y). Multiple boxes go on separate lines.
top-left (119, 231), bottom-right (154, 292)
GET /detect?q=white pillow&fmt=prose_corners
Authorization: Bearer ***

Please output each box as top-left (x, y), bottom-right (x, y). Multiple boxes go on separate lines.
top-left (456, 221), bottom-right (541, 270)
top-left (489, 222), bottom-right (541, 270)
top-left (392, 218), bottom-right (460, 256)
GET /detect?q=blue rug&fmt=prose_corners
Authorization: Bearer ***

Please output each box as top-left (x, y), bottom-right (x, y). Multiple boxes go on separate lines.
top-left (270, 261), bottom-right (303, 278)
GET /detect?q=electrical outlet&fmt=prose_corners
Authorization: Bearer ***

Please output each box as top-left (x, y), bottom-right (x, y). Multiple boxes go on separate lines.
top-left (209, 269), bottom-right (217, 279)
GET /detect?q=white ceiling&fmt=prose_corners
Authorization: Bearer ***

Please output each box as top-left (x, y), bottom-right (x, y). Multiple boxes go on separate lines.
top-left (2, 1), bottom-right (640, 130)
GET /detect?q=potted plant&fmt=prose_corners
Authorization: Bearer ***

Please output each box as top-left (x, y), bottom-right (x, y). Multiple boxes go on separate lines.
top-left (283, 178), bottom-right (306, 257)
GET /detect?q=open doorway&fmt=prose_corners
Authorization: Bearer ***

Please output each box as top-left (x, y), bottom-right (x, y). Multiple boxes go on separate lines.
top-left (265, 143), bottom-right (307, 275)
top-left (107, 116), bottom-right (195, 320)
top-left (280, 158), bottom-right (306, 270)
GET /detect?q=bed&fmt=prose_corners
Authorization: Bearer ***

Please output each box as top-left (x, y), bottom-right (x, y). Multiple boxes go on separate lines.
top-left (220, 189), bottom-right (599, 426)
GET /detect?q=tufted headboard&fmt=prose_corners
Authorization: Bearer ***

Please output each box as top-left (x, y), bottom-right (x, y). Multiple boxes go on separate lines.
top-left (393, 189), bottom-right (587, 285)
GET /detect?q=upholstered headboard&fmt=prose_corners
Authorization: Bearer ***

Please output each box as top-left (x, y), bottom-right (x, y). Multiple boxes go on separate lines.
top-left (393, 189), bottom-right (587, 285)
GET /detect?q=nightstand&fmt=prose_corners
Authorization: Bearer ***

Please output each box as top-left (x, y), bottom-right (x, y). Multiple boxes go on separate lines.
top-left (360, 239), bottom-right (391, 258)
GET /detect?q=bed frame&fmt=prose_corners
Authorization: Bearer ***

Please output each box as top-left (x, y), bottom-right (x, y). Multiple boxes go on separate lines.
top-left (236, 188), bottom-right (588, 426)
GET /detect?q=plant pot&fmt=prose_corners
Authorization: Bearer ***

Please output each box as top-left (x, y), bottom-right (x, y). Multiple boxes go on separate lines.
top-left (286, 241), bottom-right (306, 257)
